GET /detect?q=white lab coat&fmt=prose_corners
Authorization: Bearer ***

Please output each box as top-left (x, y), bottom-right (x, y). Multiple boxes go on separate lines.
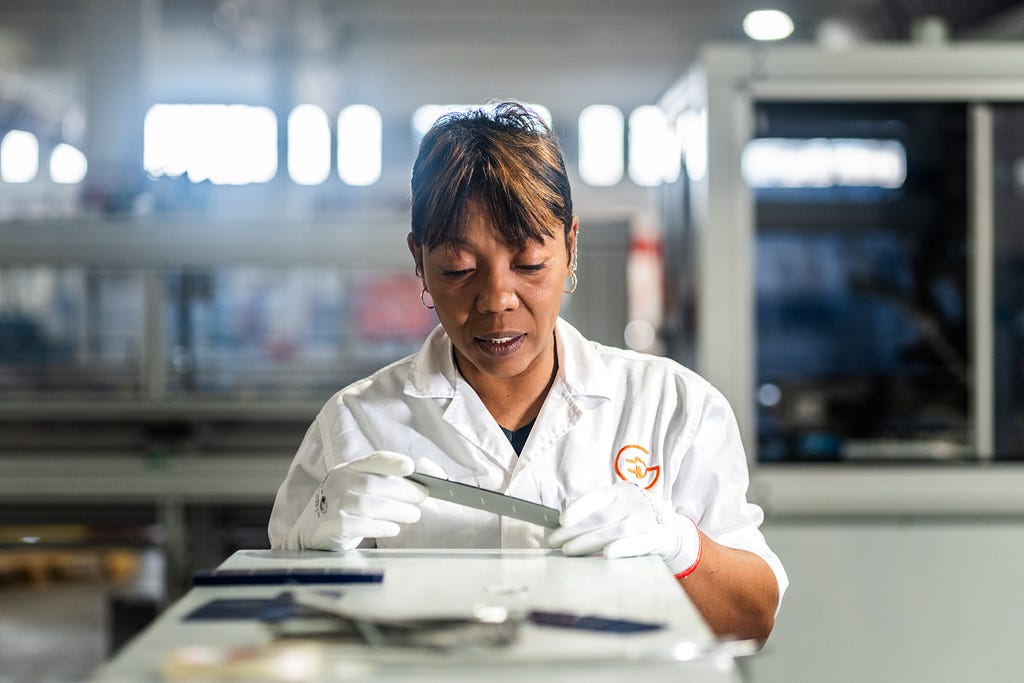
top-left (269, 318), bottom-right (788, 602)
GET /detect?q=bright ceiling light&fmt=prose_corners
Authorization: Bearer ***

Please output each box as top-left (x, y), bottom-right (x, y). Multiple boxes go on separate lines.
top-left (1, 130), bottom-right (39, 183)
top-left (338, 104), bottom-right (382, 186)
top-left (411, 103), bottom-right (552, 140)
top-left (143, 104), bottom-right (277, 185)
top-left (629, 106), bottom-right (680, 187)
top-left (50, 143), bottom-right (88, 184)
top-left (743, 9), bottom-right (795, 41)
top-left (741, 138), bottom-right (907, 189)
top-left (288, 104), bottom-right (331, 186)
top-left (578, 105), bottom-right (624, 187)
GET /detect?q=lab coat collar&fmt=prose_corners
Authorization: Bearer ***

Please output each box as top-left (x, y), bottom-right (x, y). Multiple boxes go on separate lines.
top-left (552, 318), bottom-right (614, 404)
top-left (405, 324), bottom-right (459, 399)
top-left (403, 319), bottom-right (614, 404)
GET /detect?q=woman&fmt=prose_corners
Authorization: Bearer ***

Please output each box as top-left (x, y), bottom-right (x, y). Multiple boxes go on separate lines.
top-left (269, 102), bottom-right (787, 641)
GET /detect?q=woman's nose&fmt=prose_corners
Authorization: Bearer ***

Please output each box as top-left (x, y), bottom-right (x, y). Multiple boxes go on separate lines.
top-left (476, 268), bottom-right (519, 313)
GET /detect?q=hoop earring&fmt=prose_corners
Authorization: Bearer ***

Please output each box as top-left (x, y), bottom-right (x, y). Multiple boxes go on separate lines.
top-left (563, 271), bottom-right (578, 294)
top-left (420, 287), bottom-right (435, 309)
top-left (563, 251), bottom-right (578, 294)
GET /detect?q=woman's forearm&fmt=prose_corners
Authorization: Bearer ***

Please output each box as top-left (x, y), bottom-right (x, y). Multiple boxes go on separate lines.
top-left (679, 533), bottom-right (780, 642)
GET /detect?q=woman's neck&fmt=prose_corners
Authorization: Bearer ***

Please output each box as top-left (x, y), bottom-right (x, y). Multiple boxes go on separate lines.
top-left (454, 338), bottom-right (558, 431)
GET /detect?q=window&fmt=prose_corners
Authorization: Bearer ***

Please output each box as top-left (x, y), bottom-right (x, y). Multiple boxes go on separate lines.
top-left (578, 105), bottom-right (624, 186)
top-left (143, 104), bottom-right (277, 185)
top-left (49, 144), bottom-right (88, 184)
top-left (628, 105), bottom-right (680, 186)
top-left (751, 102), bottom-right (968, 463)
top-left (287, 104), bottom-right (331, 186)
top-left (411, 103), bottom-right (552, 140)
top-left (1, 130), bottom-right (39, 183)
top-left (337, 105), bottom-right (382, 186)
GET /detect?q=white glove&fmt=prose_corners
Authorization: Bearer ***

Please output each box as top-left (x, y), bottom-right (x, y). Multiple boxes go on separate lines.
top-left (547, 481), bottom-right (702, 577)
top-left (298, 451), bottom-right (435, 550)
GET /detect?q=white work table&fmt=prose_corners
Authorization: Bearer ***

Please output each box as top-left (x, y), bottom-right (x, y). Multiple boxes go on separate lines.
top-left (90, 548), bottom-right (741, 682)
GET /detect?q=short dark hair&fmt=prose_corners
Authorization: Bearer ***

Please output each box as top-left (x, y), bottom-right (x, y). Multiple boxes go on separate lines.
top-left (410, 102), bottom-right (573, 252)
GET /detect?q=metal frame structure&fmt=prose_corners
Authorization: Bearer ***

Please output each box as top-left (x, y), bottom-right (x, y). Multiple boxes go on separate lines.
top-left (659, 43), bottom-right (1024, 514)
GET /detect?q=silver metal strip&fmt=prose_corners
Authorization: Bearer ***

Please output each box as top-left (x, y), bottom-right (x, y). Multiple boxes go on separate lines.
top-left (407, 473), bottom-right (560, 529)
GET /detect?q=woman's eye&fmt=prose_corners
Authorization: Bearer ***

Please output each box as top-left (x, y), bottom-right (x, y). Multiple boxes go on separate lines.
top-left (441, 268), bottom-right (473, 277)
top-left (517, 263), bottom-right (546, 273)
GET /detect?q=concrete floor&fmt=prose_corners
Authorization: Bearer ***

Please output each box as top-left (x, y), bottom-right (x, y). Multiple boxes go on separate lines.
top-left (0, 582), bottom-right (111, 683)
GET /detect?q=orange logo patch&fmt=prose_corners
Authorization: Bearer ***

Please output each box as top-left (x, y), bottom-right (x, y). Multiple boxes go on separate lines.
top-left (613, 444), bottom-right (660, 490)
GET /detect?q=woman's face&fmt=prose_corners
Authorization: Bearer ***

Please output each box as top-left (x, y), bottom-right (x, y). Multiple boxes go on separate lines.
top-left (410, 201), bottom-right (577, 388)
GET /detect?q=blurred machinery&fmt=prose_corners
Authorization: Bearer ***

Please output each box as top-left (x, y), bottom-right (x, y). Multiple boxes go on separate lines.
top-left (0, 214), bottom-right (627, 605)
top-left (659, 43), bottom-right (1024, 468)
top-left (656, 44), bottom-right (1024, 683)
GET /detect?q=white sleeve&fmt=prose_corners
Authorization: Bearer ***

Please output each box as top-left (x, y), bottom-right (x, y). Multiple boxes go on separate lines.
top-left (677, 387), bottom-right (789, 611)
top-left (268, 418), bottom-right (330, 550)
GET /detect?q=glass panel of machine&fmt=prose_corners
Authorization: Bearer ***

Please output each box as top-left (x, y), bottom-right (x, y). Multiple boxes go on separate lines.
top-left (753, 102), bottom-right (969, 463)
top-left (993, 105), bottom-right (1024, 461)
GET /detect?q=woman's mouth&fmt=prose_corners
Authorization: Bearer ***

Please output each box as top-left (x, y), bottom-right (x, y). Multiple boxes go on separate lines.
top-left (475, 334), bottom-right (526, 357)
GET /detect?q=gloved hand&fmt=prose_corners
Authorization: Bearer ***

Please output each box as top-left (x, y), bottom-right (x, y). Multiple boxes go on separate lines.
top-left (547, 481), bottom-right (702, 577)
top-left (299, 451), bottom-right (442, 550)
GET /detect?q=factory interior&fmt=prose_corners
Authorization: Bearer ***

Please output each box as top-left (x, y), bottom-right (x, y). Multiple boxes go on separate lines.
top-left (2, 1), bottom-right (1024, 681)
